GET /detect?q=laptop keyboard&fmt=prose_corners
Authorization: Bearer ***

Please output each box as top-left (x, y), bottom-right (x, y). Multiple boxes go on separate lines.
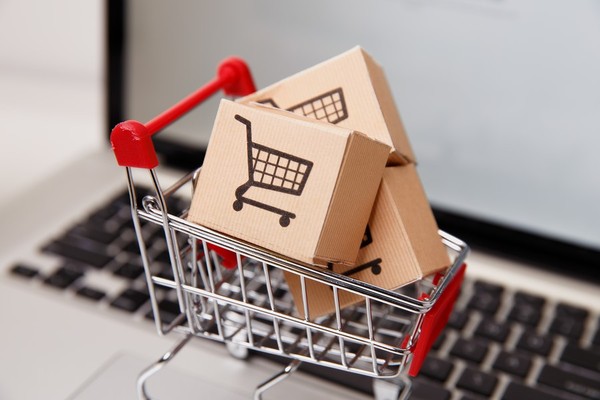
top-left (8, 187), bottom-right (600, 400)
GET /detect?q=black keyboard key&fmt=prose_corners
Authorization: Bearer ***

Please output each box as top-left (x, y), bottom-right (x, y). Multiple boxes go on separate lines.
top-left (537, 364), bottom-right (600, 399)
top-left (88, 203), bottom-right (121, 224)
top-left (43, 240), bottom-right (112, 269)
top-left (113, 262), bottom-right (144, 280)
top-left (502, 382), bottom-right (567, 400)
top-left (493, 351), bottom-right (532, 377)
top-left (517, 331), bottom-right (554, 356)
top-left (456, 367), bottom-right (498, 397)
top-left (155, 250), bottom-right (171, 264)
top-left (44, 265), bottom-right (84, 289)
top-left (273, 286), bottom-right (287, 300)
top-left (156, 264), bottom-right (175, 280)
top-left (146, 299), bottom-right (182, 325)
top-left (475, 318), bottom-right (510, 342)
top-left (110, 288), bottom-right (149, 312)
top-left (550, 314), bottom-right (585, 340)
top-left (432, 331), bottom-right (447, 350)
top-left (420, 356), bottom-right (454, 382)
top-left (256, 284), bottom-right (269, 295)
top-left (473, 280), bottom-right (504, 296)
top-left (68, 223), bottom-right (120, 245)
top-left (468, 291), bottom-right (501, 314)
top-left (561, 343), bottom-right (600, 375)
top-left (412, 378), bottom-right (451, 400)
top-left (508, 302), bottom-right (542, 327)
top-left (76, 286), bottom-right (106, 301)
top-left (514, 291), bottom-right (545, 308)
top-left (450, 338), bottom-right (488, 363)
top-left (556, 303), bottom-right (589, 321)
top-left (593, 326), bottom-right (600, 348)
top-left (447, 309), bottom-right (469, 330)
top-left (109, 215), bottom-right (135, 234)
top-left (10, 264), bottom-right (39, 279)
top-left (343, 339), bottom-right (364, 355)
top-left (122, 240), bottom-right (142, 254)
top-left (254, 283), bottom-right (287, 301)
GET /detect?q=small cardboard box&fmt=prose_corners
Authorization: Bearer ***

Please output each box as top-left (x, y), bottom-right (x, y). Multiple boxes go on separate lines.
top-left (238, 46), bottom-right (415, 166)
top-left (188, 99), bottom-right (391, 266)
top-left (285, 164), bottom-right (451, 318)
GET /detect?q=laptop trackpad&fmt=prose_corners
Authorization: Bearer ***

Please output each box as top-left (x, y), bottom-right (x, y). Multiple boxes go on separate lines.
top-left (69, 353), bottom-right (247, 400)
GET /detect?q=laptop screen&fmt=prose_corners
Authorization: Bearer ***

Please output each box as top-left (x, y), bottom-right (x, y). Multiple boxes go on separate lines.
top-left (112, 0), bottom-right (600, 275)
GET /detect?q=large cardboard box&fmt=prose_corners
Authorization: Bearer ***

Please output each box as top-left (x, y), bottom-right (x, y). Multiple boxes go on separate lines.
top-left (188, 99), bottom-right (391, 266)
top-left (238, 46), bottom-right (415, 166)
top-left (286, 164), bottom-right (451, 318)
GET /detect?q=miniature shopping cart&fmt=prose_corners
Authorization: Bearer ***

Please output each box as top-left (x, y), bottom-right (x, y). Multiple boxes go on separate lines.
top-left (233, 114), bottom-right (313, 227)
top-left (259, 87), bottom-right (349, 124)
top-left (111, 57), bottom-right (469, 400)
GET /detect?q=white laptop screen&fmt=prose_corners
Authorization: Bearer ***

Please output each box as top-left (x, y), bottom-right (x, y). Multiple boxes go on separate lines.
top-left (119, 0), bottom-right (600, 258)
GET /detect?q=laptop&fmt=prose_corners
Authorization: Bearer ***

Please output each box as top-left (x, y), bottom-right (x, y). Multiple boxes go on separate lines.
top-left (1, 1), bottom-right (599, 399)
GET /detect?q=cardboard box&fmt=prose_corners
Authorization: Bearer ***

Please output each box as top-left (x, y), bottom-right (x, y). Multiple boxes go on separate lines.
top-left (238, 46), bottom-right (415, 166)
top-left (188, 99), bottom-right (391, 266)
top-left (285, 164), bottom-right (451, 318)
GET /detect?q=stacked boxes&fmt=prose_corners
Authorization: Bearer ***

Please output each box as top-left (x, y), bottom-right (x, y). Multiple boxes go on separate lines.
top-left (188, 100), bottom-right (390, 266)
top-left (285, 164), bottom-right (450, 317)
top-left (239, 46), bottom-right (415, 166)
top-left (189, 47), bottom-right (450, 317)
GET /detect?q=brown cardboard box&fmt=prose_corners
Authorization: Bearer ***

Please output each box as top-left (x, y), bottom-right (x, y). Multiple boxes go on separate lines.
top-left (286, 164), bottom-right (451, 318)
top-left (238, 46), bottom-right (415, 166)
top-left (188, 99), bottom-right (391, 266)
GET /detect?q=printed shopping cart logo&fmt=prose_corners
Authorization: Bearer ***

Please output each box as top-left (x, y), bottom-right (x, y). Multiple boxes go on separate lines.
top-left (232, 114), bottom-right (314, 227)
top-left (258, 88), bottom-right (348, 125)
top-left (327, 225), bottom-right (382, 277)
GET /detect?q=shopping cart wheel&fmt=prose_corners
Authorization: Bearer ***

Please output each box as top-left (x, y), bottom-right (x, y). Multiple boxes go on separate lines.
top-left (279, 215), bottom-right (290, 227)
top-left (226, 342), bottom-right (250, 360)
top-left (233, 200), bottom-right (244, 211)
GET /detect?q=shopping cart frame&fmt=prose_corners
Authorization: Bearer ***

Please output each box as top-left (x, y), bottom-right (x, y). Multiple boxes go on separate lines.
top-left (111, 57), bottom-right (469, 400)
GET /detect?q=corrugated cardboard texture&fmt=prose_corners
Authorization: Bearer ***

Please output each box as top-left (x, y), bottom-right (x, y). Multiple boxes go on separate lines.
top-left (315, 132), bottom-right (391, 266)
top-left (383, 165), bottom-right (450, 276)
top-left (188, 100), bottom-right (390, 266)
top-left (286, 165), bottom-right (450, 318)
top-left (238, 46), bottom-right (415, 165)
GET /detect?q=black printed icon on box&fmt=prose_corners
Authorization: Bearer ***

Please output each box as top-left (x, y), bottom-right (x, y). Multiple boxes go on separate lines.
top-left (232, 114), bottom-right (314, 227)
top-left (259, 88), bottom-right (348, 125)
top-left (361, 225), bottom-right (373, 248)
top-left (342, 258), bottom-right (382, 277)
top-left (327, 225), bottom-right (382, 278)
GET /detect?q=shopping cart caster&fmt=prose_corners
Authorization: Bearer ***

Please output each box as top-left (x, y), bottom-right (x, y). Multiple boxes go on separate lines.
top-left (226, 341), bottom-right (250, 360)
top-left (372, 376), bottom-right (412, 400)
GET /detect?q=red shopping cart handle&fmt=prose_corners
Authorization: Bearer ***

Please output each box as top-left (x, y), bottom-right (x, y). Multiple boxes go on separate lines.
top-left (408, 263), bottom-right (467, 377)
top-left (111, 57), bottom-right (256, 169)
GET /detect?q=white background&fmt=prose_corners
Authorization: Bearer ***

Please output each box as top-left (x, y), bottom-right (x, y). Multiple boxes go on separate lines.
top-left (0, 0), bottom-right (104, 206)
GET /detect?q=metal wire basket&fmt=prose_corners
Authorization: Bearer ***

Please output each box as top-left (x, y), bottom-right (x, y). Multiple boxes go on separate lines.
top-left (110, 57), bottom-right (469, 400)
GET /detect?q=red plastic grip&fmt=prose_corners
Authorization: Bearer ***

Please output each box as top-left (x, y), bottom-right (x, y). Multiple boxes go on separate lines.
top-left (408, 263), bottom-right (467, 377)
top-left (111, 57), bottom-right (256, 169)
top-left (111, 120), bottom-right (159, 169)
